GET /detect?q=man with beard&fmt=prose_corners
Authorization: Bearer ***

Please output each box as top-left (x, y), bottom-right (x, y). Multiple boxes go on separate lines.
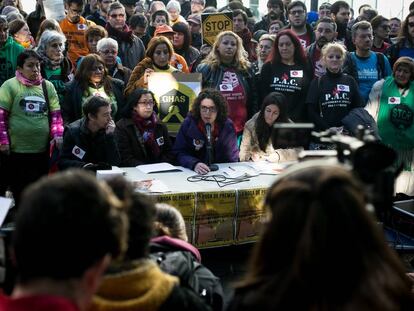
top-left (330, 0), bottom-right (353, 51)
top-left (60, 0), bottom-right (95, 65)
top-left (87, 0), bottom-right (113, 27)
top-left (285, 1), bottom-right (315, 49)
top-left (105, 1), bottom-right (145, 70)
top-left (254, 0), bottom-right (285, 32)
top-left (306, 17), bottom-right (337, 78)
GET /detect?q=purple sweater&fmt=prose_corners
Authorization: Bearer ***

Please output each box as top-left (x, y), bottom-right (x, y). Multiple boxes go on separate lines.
top-left (173, 115), bottom-right (239, 169)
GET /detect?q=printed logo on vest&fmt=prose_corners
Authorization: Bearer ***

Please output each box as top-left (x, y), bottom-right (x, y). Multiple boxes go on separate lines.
top-left (72, 145), bottom-right (86, 159)
top-left (390, 104), bottom-right (413, 130)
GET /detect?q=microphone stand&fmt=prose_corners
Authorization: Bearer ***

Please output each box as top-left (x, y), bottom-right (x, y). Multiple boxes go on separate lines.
top-left (206, 123), bottom-right (219, 171)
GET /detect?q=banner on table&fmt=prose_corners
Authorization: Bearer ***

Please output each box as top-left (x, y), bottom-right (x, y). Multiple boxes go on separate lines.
top-left (236, 188), bottom-right (267, 243)
top-left (201, 12), bottom-right (233, 46)
top-left (148, 72), bottom-right (202, 133)
top-left (154, 192), bottom-right (196, 244)
top-left (194, 190), bottom-right (236, 248)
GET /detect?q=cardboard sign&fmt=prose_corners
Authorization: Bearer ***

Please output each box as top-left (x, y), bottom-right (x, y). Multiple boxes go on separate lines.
top-left (148, 72), bottom-right (202, 133)
top-left (195, 191), bottom-right (236, 248)
top-left (201, 12), bottom-right (233, 46)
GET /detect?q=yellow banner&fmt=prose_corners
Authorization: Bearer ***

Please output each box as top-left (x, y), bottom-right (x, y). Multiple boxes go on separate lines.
top-left (195, 190), bottom-right (236, 248)
top-left (236, 188), bottom-right (267, 243)
top-left (154, 192), bottom-right (196, 244)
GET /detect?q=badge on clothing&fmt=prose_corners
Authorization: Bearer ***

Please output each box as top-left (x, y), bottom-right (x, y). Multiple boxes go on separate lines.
top-left (156, 137), bottom-right (164, 146)
top-left (220, 84), bottom-right (233, 91)
top-left (193, 139), bottom-right (204, 150)
top-left (290, 70), bottom-right (303, 78)
top-left (388, 97), bottom-right (401, 105)
top-left (72, 145), bottom-right (86, 159)
top-left (337, 84), bottom-right (350, 92)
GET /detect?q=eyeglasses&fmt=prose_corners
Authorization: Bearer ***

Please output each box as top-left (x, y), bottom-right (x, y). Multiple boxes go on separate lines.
top-left (92, 65), bottom-right (105, 72)
top-left (138, 101), bottom-right (154, 107)
top-left (109, 13), bottom-right (125, 19)
top-left (289, 9), bottom-right (305, 16)
top-left (200, 106), bottom-right (217, 113)
top-left (408, 22), bottom-right (414, 28)
top-left (102, 0), bottom-right (113, 3)
top-left (100, 49), bottom-right (117, 55)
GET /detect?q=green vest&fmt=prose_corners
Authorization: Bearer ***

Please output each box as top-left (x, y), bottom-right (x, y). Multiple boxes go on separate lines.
top-left (378, 76), bottom-right (414, 170)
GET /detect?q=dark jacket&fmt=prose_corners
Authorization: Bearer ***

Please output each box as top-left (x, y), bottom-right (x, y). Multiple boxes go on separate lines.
top-left (59, 118), bottom-right (121, 170)
top-left (385, 39), bottom-right (414, 67)
top-left (176, 46), bottom-right (200, 71)
top-left (196, 63), bottom-right (258, 119)
top-left (86, 11), bottom-right (107, 27)
top-left (173, 115), bottom-right (239, 170)
top-left (115, 117), bottom-right (173, 167)
top-left (62, 78), bottom-right (125, 125)
top-left (108, 64), bottom-right (132, 86)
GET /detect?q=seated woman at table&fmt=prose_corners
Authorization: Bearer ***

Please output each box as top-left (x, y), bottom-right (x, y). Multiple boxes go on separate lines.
top-left (240, 92), bottom-right (297, 162)
top-left (115, 88), bottom-right (173, 167)
top-left (173, 89), bottom-right (239, 175)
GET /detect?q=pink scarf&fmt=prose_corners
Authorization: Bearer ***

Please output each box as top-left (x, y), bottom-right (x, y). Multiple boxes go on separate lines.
top-left (15, 70), bottom-right (43, 86)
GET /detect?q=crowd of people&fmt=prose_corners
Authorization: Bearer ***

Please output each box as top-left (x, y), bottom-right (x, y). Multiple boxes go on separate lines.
top-left (0, 0), bottom-right (412, 194)
top-left (0, 0), bottom-right (414, 309)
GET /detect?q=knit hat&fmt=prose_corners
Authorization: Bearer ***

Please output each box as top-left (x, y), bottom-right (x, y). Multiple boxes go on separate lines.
top-left (154, 24), bottom-right (175, 36)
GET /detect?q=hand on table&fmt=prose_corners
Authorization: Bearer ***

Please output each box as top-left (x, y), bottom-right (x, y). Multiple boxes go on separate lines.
top-left (194, 162), bottom-right (210, 175)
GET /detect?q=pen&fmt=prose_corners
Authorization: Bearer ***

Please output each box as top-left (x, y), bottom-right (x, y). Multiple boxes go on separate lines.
top-left (228, 166), bottom-right (235, 171)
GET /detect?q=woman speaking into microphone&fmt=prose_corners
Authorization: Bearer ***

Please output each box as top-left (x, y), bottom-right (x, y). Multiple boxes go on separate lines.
top-left (173, 89), bottom-right (239, 174)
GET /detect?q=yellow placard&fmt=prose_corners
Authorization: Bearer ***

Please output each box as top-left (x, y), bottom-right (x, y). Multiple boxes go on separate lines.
top-left (195, 191), bottom-right (236, 248)
top-left (154, 192), bottom-right (196, 244)
top-left (201, 12), bottom-right (233, 46)
top-left (236, 188), bottom-right (267, 243)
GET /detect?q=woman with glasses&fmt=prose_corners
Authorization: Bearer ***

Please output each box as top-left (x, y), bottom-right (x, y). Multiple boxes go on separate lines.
top-left (371, 15), bottom-right (391, 54)
top-left (307, 42), bottom-right (362, 132)
top-left (173, 89), bottom-right (238, 175)
top-left (62, 54), bottom-right (125, 124)
top-left (196, 31), bottom-right (257, 141)
top-left (259, 29), bottom-right (312, 122)
top-left (125, 36), bottom-right (178, 96)
top-left (35, 30), bottom-right (74, 106)
top-left (115, 88), bottom-right (173, 166)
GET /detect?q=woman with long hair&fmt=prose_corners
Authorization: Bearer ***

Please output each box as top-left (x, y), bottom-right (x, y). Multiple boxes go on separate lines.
top-left (124, 36), bottom-right (177, 96)
top-left (173, 89), bottom-right (238, 175)
top-left (240, 92), bottom-right (296, 162)
top-left (196, 31), bottom-right (257, 138)
top-left (35, 30), bottom-right (73, 106)
top-left (62, 54), bottom-right (125, 124)
top-left (229, 162), bottom-right (414, 310)
top-left (115, 88), bottom-right (173, 166)
top-left (259, 29), bottom-right (312, 122)
top-left (172, 22), bottom-right (200, 71)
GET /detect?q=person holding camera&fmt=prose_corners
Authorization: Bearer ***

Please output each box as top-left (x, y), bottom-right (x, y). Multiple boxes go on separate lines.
top-left (59, 96), bottom-right (120, 171)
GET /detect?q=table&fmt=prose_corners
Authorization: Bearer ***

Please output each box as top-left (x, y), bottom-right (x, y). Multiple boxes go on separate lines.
top-left (122, 162), bottom-right (281, 248)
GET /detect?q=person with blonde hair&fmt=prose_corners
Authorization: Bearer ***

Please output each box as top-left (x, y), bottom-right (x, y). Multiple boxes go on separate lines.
top-left (196, 31), bottom-right (257, 139)
top-left (306, 42), bottom-right (362, 132)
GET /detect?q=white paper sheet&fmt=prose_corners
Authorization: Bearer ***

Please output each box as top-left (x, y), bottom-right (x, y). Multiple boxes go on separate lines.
top-left (136, 162), bottom-right (182, 174)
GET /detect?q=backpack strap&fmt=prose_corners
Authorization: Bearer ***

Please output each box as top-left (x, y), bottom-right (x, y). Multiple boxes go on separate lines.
top-left (41, 80), bottom-right (50, 112)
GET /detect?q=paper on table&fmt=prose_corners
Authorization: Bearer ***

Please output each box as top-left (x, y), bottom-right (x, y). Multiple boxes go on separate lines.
top-left (0, 197), bottom-right (13, 227)
top-left (222, 165), bottom-right (259, 178)
top-left (132, 179), bottom-right (170, 193)
top-left (136, 162), bottom-right (182, 174)
top-left (247, 161), bottom-right (291, 174)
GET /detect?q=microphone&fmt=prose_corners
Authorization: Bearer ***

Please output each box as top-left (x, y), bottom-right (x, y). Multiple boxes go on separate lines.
top-left (205, 123), bottom-right (218, 171)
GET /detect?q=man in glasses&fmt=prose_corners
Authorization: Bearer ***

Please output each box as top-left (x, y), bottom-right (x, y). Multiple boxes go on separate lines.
top-left (318, 2), bottom-right (331, 19)
top-left (386, 12), bottom-right (414, 66)
top-left (106, 1), bottom-right (145, 70)
top-left (60, 0), bottom-right (96, 65)
top-left (87, 0), bottom-right (113, 27)
top-left (285, 1), bottom-right (315, 49)
top-left (253, 0), bottom-right (285, 33)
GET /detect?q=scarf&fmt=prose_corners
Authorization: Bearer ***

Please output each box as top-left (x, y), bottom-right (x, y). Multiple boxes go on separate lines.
top-left (38, 50), bottom-right (64, 69)
top-left (106, 23), bottom-right (133, 44)
top-left (15, 70), bottom-right (43, 86)
top-left (197, 119), bottom-right (219, 141)
top-left (133, 111), bottom-right (161, 158)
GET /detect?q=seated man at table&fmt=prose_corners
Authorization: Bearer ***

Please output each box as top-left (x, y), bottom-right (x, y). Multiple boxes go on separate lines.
top-left (0, 170), bottom-right (125, 311)
top-left (59, 96), bottom-right (121, 171)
